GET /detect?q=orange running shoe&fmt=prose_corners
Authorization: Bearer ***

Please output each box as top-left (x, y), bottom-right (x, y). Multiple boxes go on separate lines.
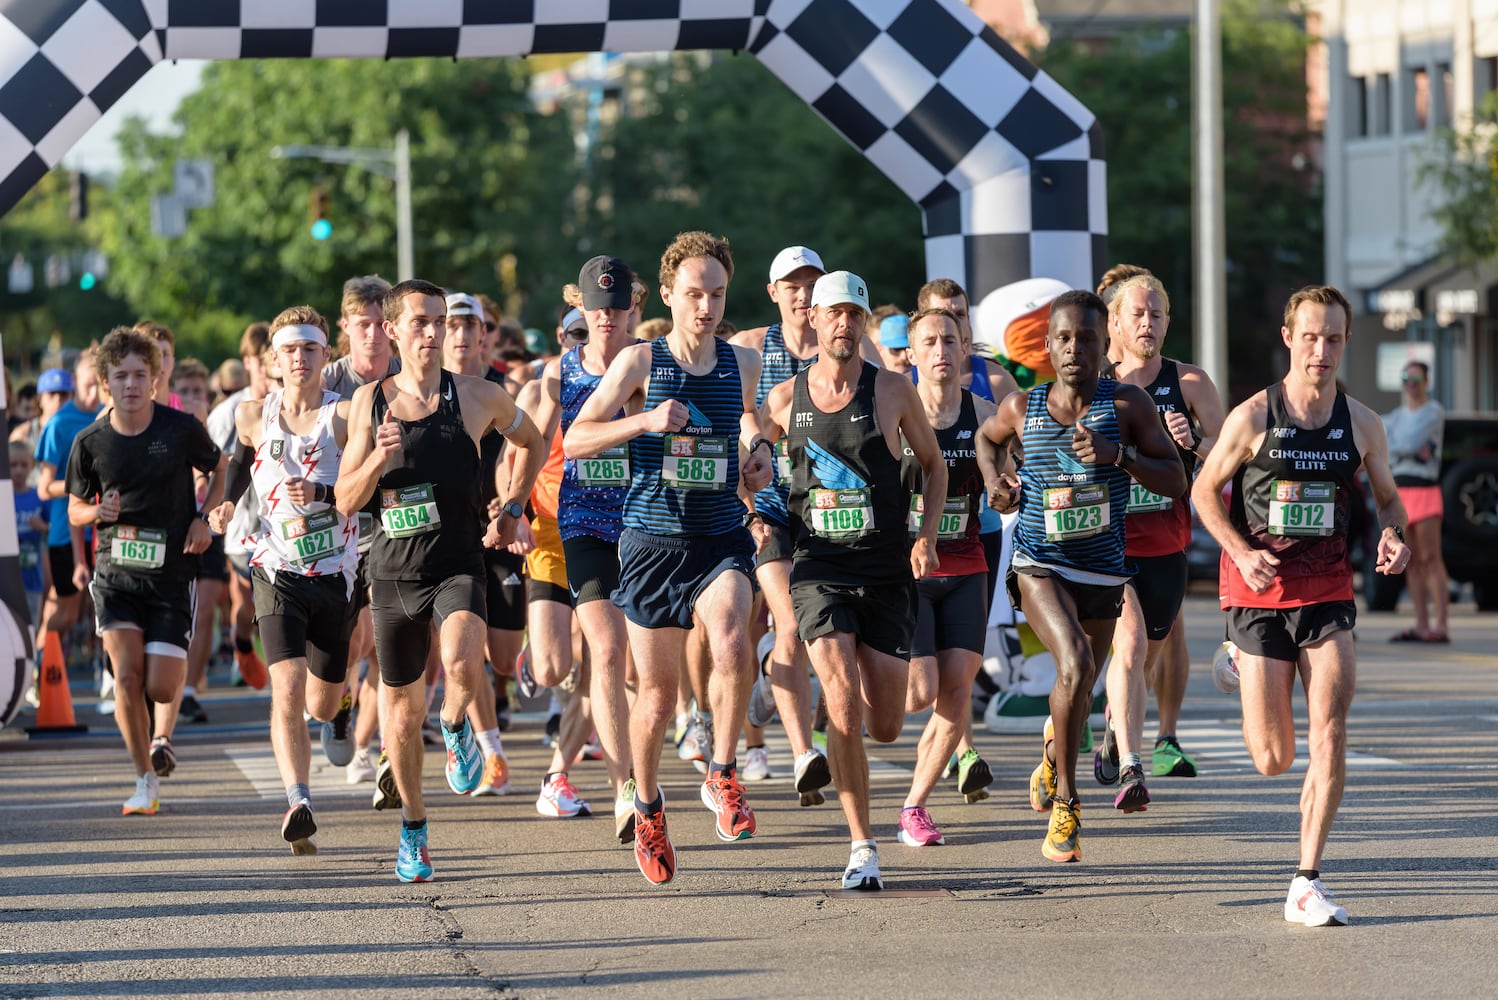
top-left (236, 647), bottom-right (268, 690)
top-left (700, 771), bottom-right (757, 841)
top-left (633, 802), bottom-right (677, 885)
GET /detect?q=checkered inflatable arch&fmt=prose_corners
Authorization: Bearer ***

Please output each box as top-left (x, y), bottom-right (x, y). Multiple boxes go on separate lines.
top-left (0, 0), bottom-right (1106, 725)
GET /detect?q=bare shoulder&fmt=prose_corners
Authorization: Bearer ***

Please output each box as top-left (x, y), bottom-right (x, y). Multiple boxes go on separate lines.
top-left (730, 342), bottom-right (763, 371)
top-left (729, 325), bottom-right (769, 352)
top-left (971, 392), bottom-right (998, 424)
top-left (1113, 380), bottom-right (1155, 410)
top-left (517, 376), bottom-right (544, 411)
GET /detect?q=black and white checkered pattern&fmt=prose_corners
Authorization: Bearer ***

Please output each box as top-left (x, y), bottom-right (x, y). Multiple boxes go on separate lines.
top-left (0, 0), bottom-right (1105, 299)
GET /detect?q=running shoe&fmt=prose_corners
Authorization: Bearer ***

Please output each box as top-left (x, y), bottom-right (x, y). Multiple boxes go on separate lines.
top-left (1213, 640), bottom-right (1241, 694)
top-left (150, 736), bottom-right (176, 779)
top-left (842, 845), bottom-right (883, 891)
top-left (396, 823), bottom-right (433, 883)
top-left (1094, 705), bottom-right (1120, 786)
top-left (1152, 735), bottom-right (1198, 778)
top-left (1114, 763), bottom-right (1151, 813)
top-left (122, 774), bottom-right (159, 816)
top-left (514, 646), bottom-right (537, 699)
top-left (1029, 716), bottom-right (1057, 813)
top-left (576, 738), bottom-right (604, 762)
top-left (800, 790), bottom-right (826, 807)
top-left (743, 746), bottom-right (772, 781)
top-left (1285, 876), bottom-right (1349, 927)
top-left (896, 806), bottom-right (945, 847)
top-left (473, 753), bottom-right (512, 797)
top-left (282, 800), bottom-right (318, 855)
top-left (536, 773), bottom-right (591, 817)
top-left (672, 711), bottom-right (690, 747)
top-left (746, 671), bottom-right (778, 729)
top-left (956, 749), bottom-right (993, 799)
top-left (676, 714), bottom-right (712, 774)
top-left (179, 693), bottom-right (208, 725)
top-left (941, 754), bottom-right (959, 781)
top-left (615, 777), bottom-right (637, 845)
top-left (320, 690), bottom-right (355, 767)
top-left (1042, 798), bottom-right (1082, 863)
top-left (373, 748), bottom-right (401, 811)
top-left (634, 799), bottom-right (676, 885)
top-left (1080, 720), bottom-right (1095, 754)
top-left (235, 646), bottom-right (268, 690)
top-left (793, 748), bottom-right (832, 795)
top-left (443, 719), bottom-right (483, 795)
top-left (346, 746), bottom-right (376, 785)
top-left (700, 771), bottom-right (756, 841)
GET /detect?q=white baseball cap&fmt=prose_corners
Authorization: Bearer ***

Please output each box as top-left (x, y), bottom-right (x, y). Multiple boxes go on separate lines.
top-left (445, 292), bottom-right (484, 318)
top-left (811, 271), bottom-right (870, 314)
top-left (768, 245), bottom-right (826, 283)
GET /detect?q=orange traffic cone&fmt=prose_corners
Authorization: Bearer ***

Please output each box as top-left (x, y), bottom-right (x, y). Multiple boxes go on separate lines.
top-left (26, 630), bottom-right (87, 734)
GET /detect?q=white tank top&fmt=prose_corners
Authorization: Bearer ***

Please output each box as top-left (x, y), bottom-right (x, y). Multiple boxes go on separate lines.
top-left (248, 389), bottom-right (358, 591)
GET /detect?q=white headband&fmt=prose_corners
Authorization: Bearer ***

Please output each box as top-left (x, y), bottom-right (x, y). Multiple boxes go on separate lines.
top-left (271, 324), bottom-right (329, 350)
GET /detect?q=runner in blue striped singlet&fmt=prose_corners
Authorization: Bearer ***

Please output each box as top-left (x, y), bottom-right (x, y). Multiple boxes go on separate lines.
top-left (976, 290), bottom-right (1184, 865)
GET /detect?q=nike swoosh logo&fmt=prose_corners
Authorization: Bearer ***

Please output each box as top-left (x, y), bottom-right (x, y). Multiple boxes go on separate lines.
top-left (851, 414), bottom-right (870, 422)
top-left (717, 372), bottom-right (732, 379)
top-left (895, 647), bottom-right (910, 656)
top-left (443, 383), bottom-right (453, 401)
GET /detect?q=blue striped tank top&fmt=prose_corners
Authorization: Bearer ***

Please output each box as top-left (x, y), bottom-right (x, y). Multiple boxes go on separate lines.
top-left (622, 337), bottom-right (746, 536)
top-left (754, 323), bottom-right (817, 527)
top-left (1014, 379), bottom-right (1130, 577)
top-left (558, 344), bottom-right (632, 543)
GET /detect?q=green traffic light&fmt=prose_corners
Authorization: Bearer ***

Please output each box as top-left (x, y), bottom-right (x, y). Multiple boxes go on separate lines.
top-left (79, 272), bottom-right (96, 290)
top-left (311, 219), bottom-right (332, 241)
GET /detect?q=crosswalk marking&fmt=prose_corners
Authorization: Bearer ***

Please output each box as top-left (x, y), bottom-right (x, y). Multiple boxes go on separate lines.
top-left (1173, 723), bottom-right (1405, 771)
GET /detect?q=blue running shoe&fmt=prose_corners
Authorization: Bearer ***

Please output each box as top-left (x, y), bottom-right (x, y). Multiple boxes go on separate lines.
top-left (396, 822), bottom-right (433, 883)
top-left (443, 718), bottom-right (483, 795)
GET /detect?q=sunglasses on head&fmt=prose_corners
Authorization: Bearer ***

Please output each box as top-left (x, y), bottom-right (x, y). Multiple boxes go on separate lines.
top-left (1402, 372), bottom-right (1424, 383)
top-left (484, 321), bottom-right (497, 333)
top-left (564, 326), bottom-right (589, 341)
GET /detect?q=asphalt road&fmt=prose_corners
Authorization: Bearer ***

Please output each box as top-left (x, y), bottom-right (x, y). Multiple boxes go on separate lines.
top-left (3, 594), bottom-right (1496, 999)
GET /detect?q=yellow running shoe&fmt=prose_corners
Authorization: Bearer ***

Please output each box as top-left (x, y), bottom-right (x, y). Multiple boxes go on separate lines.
top-left (1028, 716), bottom-right (1057, 813)
top-left (1042, 798), bottom-right (1082, 863)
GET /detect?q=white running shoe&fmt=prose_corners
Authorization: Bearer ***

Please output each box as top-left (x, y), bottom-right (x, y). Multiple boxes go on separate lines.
top-left (1284, 876), bottom-right (1349, 927)
top-left (743, 745), bottom-right (772, 781)
top-left (676, 714), bottom-right (712, 774)
top-left (1213, 641), bottom-right (1241, 694)
top-left (346, 746), bottom-right (376, 784)
top-left (842, 845), bottom-right (883, 891)
top-left (122, 774), bottom-right (159, 816)
top-left (536, 773), bottom-right (591, 818)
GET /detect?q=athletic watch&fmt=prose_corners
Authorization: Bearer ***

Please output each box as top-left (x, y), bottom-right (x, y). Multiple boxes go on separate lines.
top-left (1114, 443), bottom-right (1138, 468)
top-left (1387, 524), bottom-right (1406, 543)
top-left (499, 501), bottom-right (524, 520)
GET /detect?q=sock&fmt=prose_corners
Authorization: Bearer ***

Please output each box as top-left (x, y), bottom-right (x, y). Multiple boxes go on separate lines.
top-left (1296, 868), bottom-right (1320, 882)
top-left (495, 692), bottom-right (510, 711)
top-left (709, 759), bottom-right (735, 779)
top-left (286, 783), bottom-right (310, 808)
top-left (1121, 752), bottom-right (1141, 771)
top-left (476, 728), bottom-right (502, 757)
top-left (851, 838), bottom-right (877, 853)
top-left (697, 711), bottom-right (713, 725)
top-left (402, 817), bottom-right (425, 831)
top-left (235, 636), bottom-right (254, 654)
top-left (1157, 734), bottom-right (1175, 746)
top-left (546, 770), bottom-right (564, 783)
top-left (441, 716), bottom-right (465, 734)
top-left (747, 743), bottom-right (765, 751)
top-left (182, 685), bottom-right (197, 699)
top-left (900, 805), bottom-right (920, 813)
top-left (635, 791), bottom-right (663, 815)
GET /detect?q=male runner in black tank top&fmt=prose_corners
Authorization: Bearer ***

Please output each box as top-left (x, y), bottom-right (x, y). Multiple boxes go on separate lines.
top-left (1194, 285), bottom-right (1410, 926)
top-left (759, 271), bottom-right (948, 891)
top-left (336, 279), bottom-right (546, 883)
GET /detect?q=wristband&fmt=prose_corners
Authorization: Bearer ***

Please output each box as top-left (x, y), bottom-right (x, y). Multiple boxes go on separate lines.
top-left (748, 437), bottom-right (773, 456)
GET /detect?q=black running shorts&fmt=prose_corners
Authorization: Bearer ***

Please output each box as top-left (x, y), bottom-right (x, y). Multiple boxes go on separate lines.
top-left (912, 572), bottom-right (989, 657)
top-left (1007, 566), bottom-right (1125, 623)
top-left (252, 567), bottom-right (357, 683)
top-left (484, 548), bottom-right (527, 631)
top-left (370, 574), bottom-right (487, 687)
top-left (91, 575), bottom-right (194, 657)
top-left (1129, 552), bottom-right (1188, 641)
top-left (790, 576), bottom-right (916, 661)
top-left (562, 533), bottom-right (621, 607)
top-left (1227, 601), bottom-right (1357, 663)
top-left (613, 528), bottom-right (754, 630)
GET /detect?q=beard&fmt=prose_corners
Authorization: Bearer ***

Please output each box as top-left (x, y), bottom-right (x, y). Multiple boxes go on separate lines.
top-left (1132, 341), bottom-right (1158, 360)
top-left (827, 342), bottom-right (856, 361)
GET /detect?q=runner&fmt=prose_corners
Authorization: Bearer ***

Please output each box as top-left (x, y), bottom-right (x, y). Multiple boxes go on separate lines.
top-left (336, 279), bottom-right (544, 882)
top-left (566, 231), bottom-right (772, 885)
top-left (730, 245), bottom-right (832, 807)
top-left (530, 257), bottom-right (645, 836)
top-left (1193, 284), bottom-right (1410, 926)
top-left (1092, 274), bottom-right (1224, 810)
top-left (66, 327), bottom-right (226, 815)
top-left (893, 307), bottom-right (996, 847)
top-left (976, 290), bottom-right (1184, 862)
top-left (207, 309), bottom-right (358, 853)
top-left (442, 291), bottom-right (520, 797)
top-left (759, 271), bottom-right (948, 890)
top-left (1382, 360), bottom-right (1449, 643)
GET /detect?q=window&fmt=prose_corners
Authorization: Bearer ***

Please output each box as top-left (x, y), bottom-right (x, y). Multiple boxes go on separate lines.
top-left (1436, 62), bottom-right (1453, 126)
top-left (1405, 66), bottom-right (1430, 131)
top-left (1374, 72), bottom-right (1393, 135)
top-left (1351, 75), bottom-right (1369, 137)
top-left (1478, 56), bottom-right (1498, 111)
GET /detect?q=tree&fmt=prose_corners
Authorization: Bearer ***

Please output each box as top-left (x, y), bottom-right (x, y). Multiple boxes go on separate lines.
top-left (1039, 0), bottom-right (1323, 398)
top-left (1420, 92), bottom-right (1498, 266)
top-left (91, 58), bottom-right (577, 361)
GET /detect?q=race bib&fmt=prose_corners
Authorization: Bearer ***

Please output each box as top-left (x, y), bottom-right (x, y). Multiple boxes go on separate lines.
top-left (661, 435), bottom-right (730, 491)
top-left (111, 525), bottom-right (166, 569)
top-left (907, 494), bottom-right (970, 540)
top-left (380, 483), bottom-right (441, 538)
top-left (774, 438), bottom-right (792, 483)
top-left (578, 444), bottom-right (630, 487)
top-left (280, 509), bottom-right (345, 566)
top-left (1127, 482), bottom-right (1173, 514)
top-left (1043, 484), bottom-right (1110, 542)
top-left (1267, 480), bottom-right (1334, 537)
top-left (810, 487), bottom-right (873, 539)
top-left (19, 546), bottom-right (40, 571)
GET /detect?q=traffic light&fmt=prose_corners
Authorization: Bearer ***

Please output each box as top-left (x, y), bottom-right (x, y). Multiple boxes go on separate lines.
top-left (308, 187), bottom-right (331, 240)
top-left (69, 171), bottom-right (89, 222)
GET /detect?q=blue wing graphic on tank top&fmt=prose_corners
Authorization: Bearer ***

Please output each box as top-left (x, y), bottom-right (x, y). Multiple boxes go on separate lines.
top-left (1055, 448), bottom-right (1090, 476)
top-left (806, 438), bottom-right (867, 490)
top-left (684, 401), bottom-right (713, 432)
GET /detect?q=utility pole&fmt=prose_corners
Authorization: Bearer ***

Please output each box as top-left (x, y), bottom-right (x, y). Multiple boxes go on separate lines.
top-left (270, 129), bottom-right (414, 280)
top-left (1193, 0), bottom-right (1228, 403)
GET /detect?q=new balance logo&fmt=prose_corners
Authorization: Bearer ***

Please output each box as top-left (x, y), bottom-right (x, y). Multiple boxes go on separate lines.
top-left (956, 430), bottom-right (973, 439)
top-left (1327, 428), bottom-right (1344, 439)
top-left (1273, 427), bottom-right (1296, 438)
top-left (1155, 386), bottom-right (1172, 396)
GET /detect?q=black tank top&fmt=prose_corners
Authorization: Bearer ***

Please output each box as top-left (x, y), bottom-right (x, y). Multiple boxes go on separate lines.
top-left (787, 362), bottom-right (909, 583)
top-left (368, 370), bottom-right (484, 581)
top-left (899, 390), bottom-right (986, 577)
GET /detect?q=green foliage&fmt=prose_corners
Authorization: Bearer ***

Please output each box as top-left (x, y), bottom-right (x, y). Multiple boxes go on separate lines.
top-left (91, 57), bottom-right (577, 363)
top-left (1420, 92), bottom-right (1498, 265)
top-left (586, 54), bottom-right (927, 323)
top-left (1039, 0), bottom-right (1322, 393)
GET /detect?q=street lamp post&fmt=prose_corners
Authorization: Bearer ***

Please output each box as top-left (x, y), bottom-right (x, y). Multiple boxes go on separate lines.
top-left (1193, 0), bottom-right (1228, 404)
top-left (270, 129), bottom-right (414, 281)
